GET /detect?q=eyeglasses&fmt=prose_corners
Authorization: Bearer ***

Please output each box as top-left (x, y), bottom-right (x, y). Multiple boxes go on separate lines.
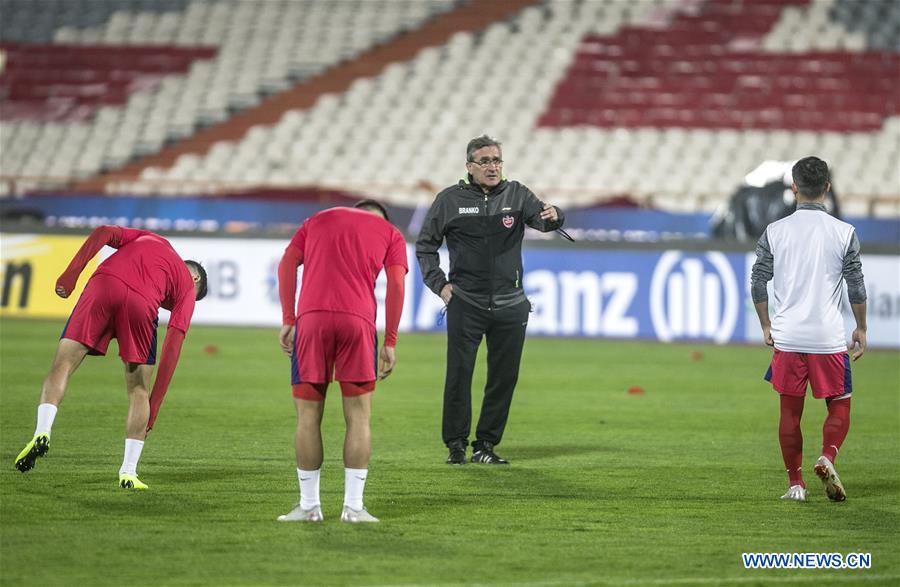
top-left (469, 158), bottom-right (503, 168)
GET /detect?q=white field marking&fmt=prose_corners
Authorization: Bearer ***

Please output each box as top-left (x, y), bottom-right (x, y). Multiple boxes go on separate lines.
top-left (369, 573), bottom-right (900, 587)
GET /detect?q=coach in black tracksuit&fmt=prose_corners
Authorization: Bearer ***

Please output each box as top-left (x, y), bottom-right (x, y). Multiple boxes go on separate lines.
top-left (416, 135), bottom-right (565, 465)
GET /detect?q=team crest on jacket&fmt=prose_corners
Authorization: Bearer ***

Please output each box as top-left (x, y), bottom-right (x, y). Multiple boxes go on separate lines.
top-left (502, 215), bottom-right (515, 228)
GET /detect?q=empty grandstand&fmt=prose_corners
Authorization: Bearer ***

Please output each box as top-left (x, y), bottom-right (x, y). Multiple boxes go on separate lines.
top-left (0, 0), bottom-right (898, 219)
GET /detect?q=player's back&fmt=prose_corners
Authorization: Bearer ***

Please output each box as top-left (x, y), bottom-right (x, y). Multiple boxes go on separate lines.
top-left (297, 208), bottom-right (406, 322)
top-left (766, 208), bottom-right (855, 353)
top-left (94, 230), bottom-right (192, 311)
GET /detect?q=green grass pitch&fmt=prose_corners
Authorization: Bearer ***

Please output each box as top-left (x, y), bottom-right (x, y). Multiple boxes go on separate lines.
top-left (1, 318), bottom-right (898, 586)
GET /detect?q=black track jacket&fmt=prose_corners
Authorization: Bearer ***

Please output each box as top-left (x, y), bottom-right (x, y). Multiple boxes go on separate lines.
top-left (416, 176), bottom-right (565, 310)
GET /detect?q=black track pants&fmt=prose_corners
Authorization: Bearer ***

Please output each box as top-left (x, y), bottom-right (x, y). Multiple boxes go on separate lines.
top-left (442, 297), bottom-right (530, 447)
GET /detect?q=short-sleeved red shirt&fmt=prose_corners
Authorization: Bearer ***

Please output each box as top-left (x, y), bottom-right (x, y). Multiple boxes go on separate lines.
top-left (289, 208), bottom-right (408, 323)
top-left (92, 228), bottom-right (196, 333)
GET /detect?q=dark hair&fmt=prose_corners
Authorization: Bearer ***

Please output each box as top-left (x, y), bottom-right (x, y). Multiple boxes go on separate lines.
top-left (466, 134), bottom-right (502, 162)
top-left (354, 199), bottom-right (390, 222)
top-left (185, 260), bottom-right (208, 301)
top-left (792, 157), bottom-right (830, 198)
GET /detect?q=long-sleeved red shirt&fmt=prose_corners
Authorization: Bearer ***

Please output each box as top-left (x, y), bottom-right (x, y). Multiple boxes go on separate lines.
top-left (56, 225), bottom-right (196, 430)
top-left (278, 208), bottom-right (407, 346)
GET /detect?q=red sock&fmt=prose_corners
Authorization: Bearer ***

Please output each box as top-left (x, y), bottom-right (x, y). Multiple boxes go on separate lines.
top-left (779, 394), bottom-right (806, 487)
top-left (822, 397), bottom-right (851, 463)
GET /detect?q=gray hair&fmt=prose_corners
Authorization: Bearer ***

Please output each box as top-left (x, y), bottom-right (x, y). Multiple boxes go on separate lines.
top-left (466, 135), bottom-right (502, 162)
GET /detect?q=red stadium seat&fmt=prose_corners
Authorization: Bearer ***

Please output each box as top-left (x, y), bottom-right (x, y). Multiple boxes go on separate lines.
top-left (539, 2), bottom-right (899, 132)
top-left (0, 42), bottom-right (217, 122)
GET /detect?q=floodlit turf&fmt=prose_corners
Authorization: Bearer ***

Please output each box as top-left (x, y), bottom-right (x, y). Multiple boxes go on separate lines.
top-left (1, 318), bottom-right (898, 586)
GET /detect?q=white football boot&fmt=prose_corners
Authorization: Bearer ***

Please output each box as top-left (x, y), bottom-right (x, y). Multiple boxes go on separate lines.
top-left (340, 506), bottom-right (379, 523)
top-left (277, 503), bottom-right (324, 522)
top-left (780, 484), bottom-right (807, 502)
top-left (814, 456), bottom-right (846, 502)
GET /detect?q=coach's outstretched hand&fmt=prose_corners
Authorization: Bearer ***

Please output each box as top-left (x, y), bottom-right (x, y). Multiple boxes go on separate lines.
top-left (279, 325), bottom-right (295, 356)
top-left (378, 346), bottom-right (396, 380)
top-left (539, 203), bottom-right (559, 222)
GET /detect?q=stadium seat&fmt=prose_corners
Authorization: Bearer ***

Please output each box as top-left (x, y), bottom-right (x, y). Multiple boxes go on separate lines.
top-left (1, 0), bottom-right (897, 217)
top-left (0, 0), bottom-right (458, 182)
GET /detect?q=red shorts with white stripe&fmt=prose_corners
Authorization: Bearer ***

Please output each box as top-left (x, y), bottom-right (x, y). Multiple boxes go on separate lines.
top-left (764, 350), bottom-right (852, 399)
top-left (61, 274), bottom-right (159, 364)
top-left (291, 311), bottom-right (377, 398)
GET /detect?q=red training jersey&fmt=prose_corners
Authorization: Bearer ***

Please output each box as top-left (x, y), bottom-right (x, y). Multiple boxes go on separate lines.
top-left (93, 228), bottom-right (196, 333)
top-left (288, 208), bottom-right (408, 323)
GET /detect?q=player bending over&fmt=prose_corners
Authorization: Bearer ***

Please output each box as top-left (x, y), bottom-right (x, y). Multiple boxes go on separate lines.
top-left (14, 226), bottom-right (207, 490)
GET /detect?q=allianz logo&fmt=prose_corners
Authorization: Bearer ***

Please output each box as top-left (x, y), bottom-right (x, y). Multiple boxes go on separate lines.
top-left (650, 251), bottom-right (739, 344)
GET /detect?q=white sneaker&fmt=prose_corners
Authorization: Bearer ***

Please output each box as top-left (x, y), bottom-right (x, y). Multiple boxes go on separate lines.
top-left (780, 484), bottom-right (807, 501)
top-left (340, 506), bottom-right (379, 523)
top-left (277, 503), bottom-right (323, 522)
top-left (814, 456), bottom-right (846, 502)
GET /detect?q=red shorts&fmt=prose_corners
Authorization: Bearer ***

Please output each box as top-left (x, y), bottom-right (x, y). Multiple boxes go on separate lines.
top-left (764, 350), bottom-right (852, 399)
top-left (291, 311), bottom-right (377, 399)
top-left (61, 274), bottom-right (159, 364)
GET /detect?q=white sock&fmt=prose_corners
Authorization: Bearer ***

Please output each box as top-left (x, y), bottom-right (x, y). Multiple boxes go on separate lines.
top-left (119, 439), bottom-right (144, 476)
top-left (34, 403), bottom-right (58, 437)
top-left (298, 468), bottom-right (320, 510)
top-left (344, 467), bottom-right (367, 510)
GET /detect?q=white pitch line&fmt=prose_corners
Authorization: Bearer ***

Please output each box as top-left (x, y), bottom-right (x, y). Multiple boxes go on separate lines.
top-left (369, 573), bottom-right (900, 587)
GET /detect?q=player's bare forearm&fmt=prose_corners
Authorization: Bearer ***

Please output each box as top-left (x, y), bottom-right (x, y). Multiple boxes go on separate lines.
top-left (851, 302), bottom-right (867, 332)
